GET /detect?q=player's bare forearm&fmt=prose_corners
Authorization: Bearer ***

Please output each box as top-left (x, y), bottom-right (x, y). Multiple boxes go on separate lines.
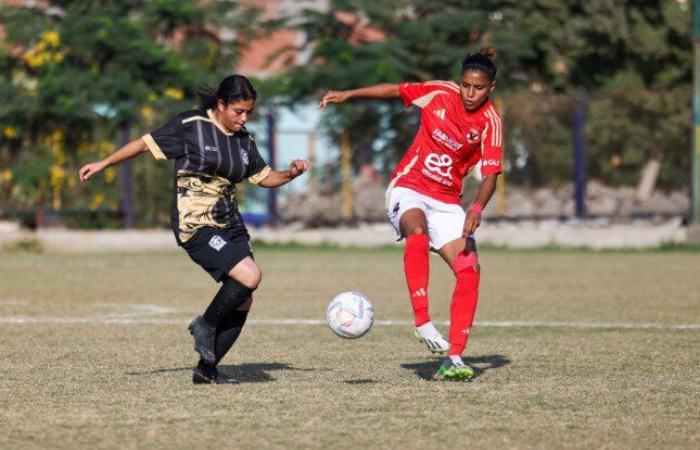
top-left (319, 84), bottom-right (400, 109)
top-left (345, 84), bottom-right (400, 100)
top-left (79, 138), bottom-right (148, 182)
top-left (473, 173), bottom-right (499, 209)
top-left (258, 170), bottom-right (294, 188)
top-left (258, 159), bottom-right (309, 188)
top-left (105, 139), bottom-right (148, 166)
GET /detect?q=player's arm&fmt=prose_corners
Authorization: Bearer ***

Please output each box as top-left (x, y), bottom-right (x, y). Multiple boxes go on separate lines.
top-left (319, 84), bottom-right (400, 109)
top-left (258, 159), bottom-right (309, 188)
top-left (78, 138), bottom-right (149, 182)
top-left (463, 173), bottom-right (498, 236)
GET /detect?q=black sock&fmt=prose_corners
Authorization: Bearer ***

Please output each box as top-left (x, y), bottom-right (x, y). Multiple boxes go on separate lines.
top-left (202, 278), bottom-right (253, 326)
top-left (197, 358), bottom-right (216, 374)
top-left (215, 310), bottom-right (249, 365)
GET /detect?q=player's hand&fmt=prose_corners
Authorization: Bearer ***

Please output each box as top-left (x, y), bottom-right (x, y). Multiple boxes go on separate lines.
top-left (78, 161), bottom-right (106, 182)
top-left (463, 210), bottom-right (481, 237)
top-left (288, 159), bottom-right (309, 178)
top-left (319, 90), bottom-right (350, 110)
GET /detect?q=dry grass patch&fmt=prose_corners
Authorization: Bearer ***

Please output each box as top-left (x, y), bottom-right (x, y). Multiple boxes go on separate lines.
top-left (0, 248), bottom-right (698, 449)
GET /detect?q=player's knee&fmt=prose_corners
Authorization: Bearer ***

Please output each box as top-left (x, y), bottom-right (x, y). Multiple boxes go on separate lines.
top-left (242, 267), bottom-right (262, 290)
top-left (452, 252), bottom-right (479, 275)
top-left (229, 263), bottom-right (262, 290)
top-left (406, 226), bottom-right (427, 236)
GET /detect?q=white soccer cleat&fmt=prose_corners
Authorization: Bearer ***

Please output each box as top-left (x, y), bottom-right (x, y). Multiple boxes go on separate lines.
top-left (413, 322), bottom-right (450, 354)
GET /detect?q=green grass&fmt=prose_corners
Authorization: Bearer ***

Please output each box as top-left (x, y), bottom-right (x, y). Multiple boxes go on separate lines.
top-left (0, 248), bottom-right (698, 449)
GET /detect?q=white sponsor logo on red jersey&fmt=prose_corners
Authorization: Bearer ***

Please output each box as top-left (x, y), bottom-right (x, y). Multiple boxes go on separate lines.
top-left (424, 153), bottom-right (453, 178)
top-left (431, 128), bottom-right (463, 152)
top-left (433, 108), bottom-right (446, 120)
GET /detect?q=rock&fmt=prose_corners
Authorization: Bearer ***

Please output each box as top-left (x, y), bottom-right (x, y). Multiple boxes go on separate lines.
top-left (505, 189), bottom-right (536, 217)
top-left (532, 188), bottom-right (561, 216)
top-left (637, 191), bottom-right (681, 215)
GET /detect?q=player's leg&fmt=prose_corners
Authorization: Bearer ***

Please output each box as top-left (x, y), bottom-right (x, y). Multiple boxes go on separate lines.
top-left (400, 209), bottom-right (450, 353)
top-left (191, 256), bottom-right (259, 384)
top-left (191, 256), bottom-right (260, 364)
top-left (193, 297), bottom-right (252, 385)
top-left (214, 297), bottom-right (252, 365)
top-left (400, 207), bottom-right (431, 325)
top-left (387, 187), bottom-right (448, 353)
top-left (185, 227), bottom-right (259, 367)
top-left (435, 236), bottom-right (479, 380)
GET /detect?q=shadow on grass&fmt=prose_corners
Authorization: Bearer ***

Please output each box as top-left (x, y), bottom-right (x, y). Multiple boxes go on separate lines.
top-left (401, 354), bottom-right (510, 381)
top-left (127, 362), bottom-right (314, 383)
top-left (218, 363), bottom-right (314, 383)
top-left (344, 378), bottom-right (378, 385)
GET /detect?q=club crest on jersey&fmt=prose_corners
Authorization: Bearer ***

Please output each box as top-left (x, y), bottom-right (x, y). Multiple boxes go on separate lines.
top-left (466, 127), bottom-right (481, 144)
top-left (208, 235), bottom-right (227, 251)
top-left (240, 150), bottom-right (249, 165)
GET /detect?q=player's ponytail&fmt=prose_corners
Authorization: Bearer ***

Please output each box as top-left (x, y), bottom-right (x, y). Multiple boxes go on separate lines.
top-left (198, 75), bottom-right (258, 110)
top-left (461, 46), bottom-right (497, 81)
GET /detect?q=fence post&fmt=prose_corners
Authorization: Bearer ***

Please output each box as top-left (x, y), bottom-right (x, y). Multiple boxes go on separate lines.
top-left (120, 122), bottom-right (134, 228)
top-left (573, 94), bottom-right (587, 218)
top-left (494, 98), bottom-right (507, 215)
top-left (307, 131), bottom-right (317, 189)
top-left (266, 109), bottom-right (278, 225)
top-left (692, 0), bottom-right (700, 225)
top-left (341, 130), bottom-right (353, 221)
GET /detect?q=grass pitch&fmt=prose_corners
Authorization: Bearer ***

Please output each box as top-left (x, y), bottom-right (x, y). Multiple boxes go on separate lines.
top-left (0, 247), bottom-right (698, 449)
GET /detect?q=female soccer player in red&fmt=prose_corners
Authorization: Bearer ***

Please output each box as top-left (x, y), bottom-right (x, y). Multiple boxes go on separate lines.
top-left (320, 48), bottom-right (502, 380)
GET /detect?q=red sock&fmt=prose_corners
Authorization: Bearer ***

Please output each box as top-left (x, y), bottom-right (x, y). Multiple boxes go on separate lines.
top-left (404, 234), bottom-right (430, 327)
top-left (448, 252), bottom-right (480, 357)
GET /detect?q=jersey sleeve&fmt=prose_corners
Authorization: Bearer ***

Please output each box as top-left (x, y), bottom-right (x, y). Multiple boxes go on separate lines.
top-left (245, 137), bottom-right (271, 184)
top-left (142, 114), bottom-right (185, 160)
top-left (480, 106), bottom-right (504, 176)
top-left (399, 80), bottom-right (459, 109)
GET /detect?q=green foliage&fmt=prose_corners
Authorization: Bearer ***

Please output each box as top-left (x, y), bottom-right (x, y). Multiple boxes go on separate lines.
top-left (0, 0), bottom-right (258, 222)
top-left (275, 0), bottom-right (691, 188)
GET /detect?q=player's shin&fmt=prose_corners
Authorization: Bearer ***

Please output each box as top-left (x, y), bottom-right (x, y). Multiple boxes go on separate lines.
top-left (447, 251), bottom-right (480, 357)
top-left (214, 308), bottom-right (249, 365)
top-left (191, 277), bottom-right (254, 365)
top-left (404, 233), bottom-right (431, 326)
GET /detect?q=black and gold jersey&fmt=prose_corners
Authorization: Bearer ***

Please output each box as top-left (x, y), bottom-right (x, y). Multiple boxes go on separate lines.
top-left (142, 109), bottom-right (270, 244)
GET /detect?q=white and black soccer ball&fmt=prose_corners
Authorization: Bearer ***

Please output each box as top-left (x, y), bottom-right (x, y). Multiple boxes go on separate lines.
top-left (326, 291), bottom-right (375, 339)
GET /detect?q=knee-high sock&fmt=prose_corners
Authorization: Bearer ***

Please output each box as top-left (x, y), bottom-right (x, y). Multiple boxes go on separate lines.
top-left (404, 234), bottom-right (431, 327)
top-left (203, 278), bottom-right (253, 326)
top-left (448, 252), bottom-right (480, 357)
top-left (214, 308), bottom-right (249, 365)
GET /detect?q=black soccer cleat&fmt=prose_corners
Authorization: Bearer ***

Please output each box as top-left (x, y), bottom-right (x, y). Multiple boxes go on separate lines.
top-left (192, 365), bottom-right (240, 385)
top-left (188, 316), bottom-right (217, 365)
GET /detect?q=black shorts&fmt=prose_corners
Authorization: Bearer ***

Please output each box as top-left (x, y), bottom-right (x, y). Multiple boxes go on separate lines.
top-left (181, 226), bottom-right (254, 282)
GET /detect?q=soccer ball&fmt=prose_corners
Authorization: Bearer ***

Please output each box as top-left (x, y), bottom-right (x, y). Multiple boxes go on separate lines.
top-left (326, 291), bottom-right (375, 339)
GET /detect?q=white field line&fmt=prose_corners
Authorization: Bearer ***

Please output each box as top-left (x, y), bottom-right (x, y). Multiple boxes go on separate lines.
top-left (0, 316), bottom-right (698, 330)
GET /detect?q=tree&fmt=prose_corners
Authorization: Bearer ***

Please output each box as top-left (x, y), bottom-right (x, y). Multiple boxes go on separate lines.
top-left (272, 0), bottom-right (691, 189)
top-left (0, 0), bottom-right (259, 219)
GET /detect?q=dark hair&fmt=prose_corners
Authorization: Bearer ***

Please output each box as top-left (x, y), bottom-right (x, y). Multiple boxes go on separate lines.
top-left (461, 47), bottom-right (497, 81)
top-left (198, 75), bottom-right (257, 110)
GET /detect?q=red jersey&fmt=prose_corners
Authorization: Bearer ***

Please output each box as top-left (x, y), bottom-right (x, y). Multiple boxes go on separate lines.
top-left (390, 80), bottom-right (503, 204)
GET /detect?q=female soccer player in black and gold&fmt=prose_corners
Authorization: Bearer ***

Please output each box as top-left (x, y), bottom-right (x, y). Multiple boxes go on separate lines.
top-left (79, 75), bottom-right (308, 384)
